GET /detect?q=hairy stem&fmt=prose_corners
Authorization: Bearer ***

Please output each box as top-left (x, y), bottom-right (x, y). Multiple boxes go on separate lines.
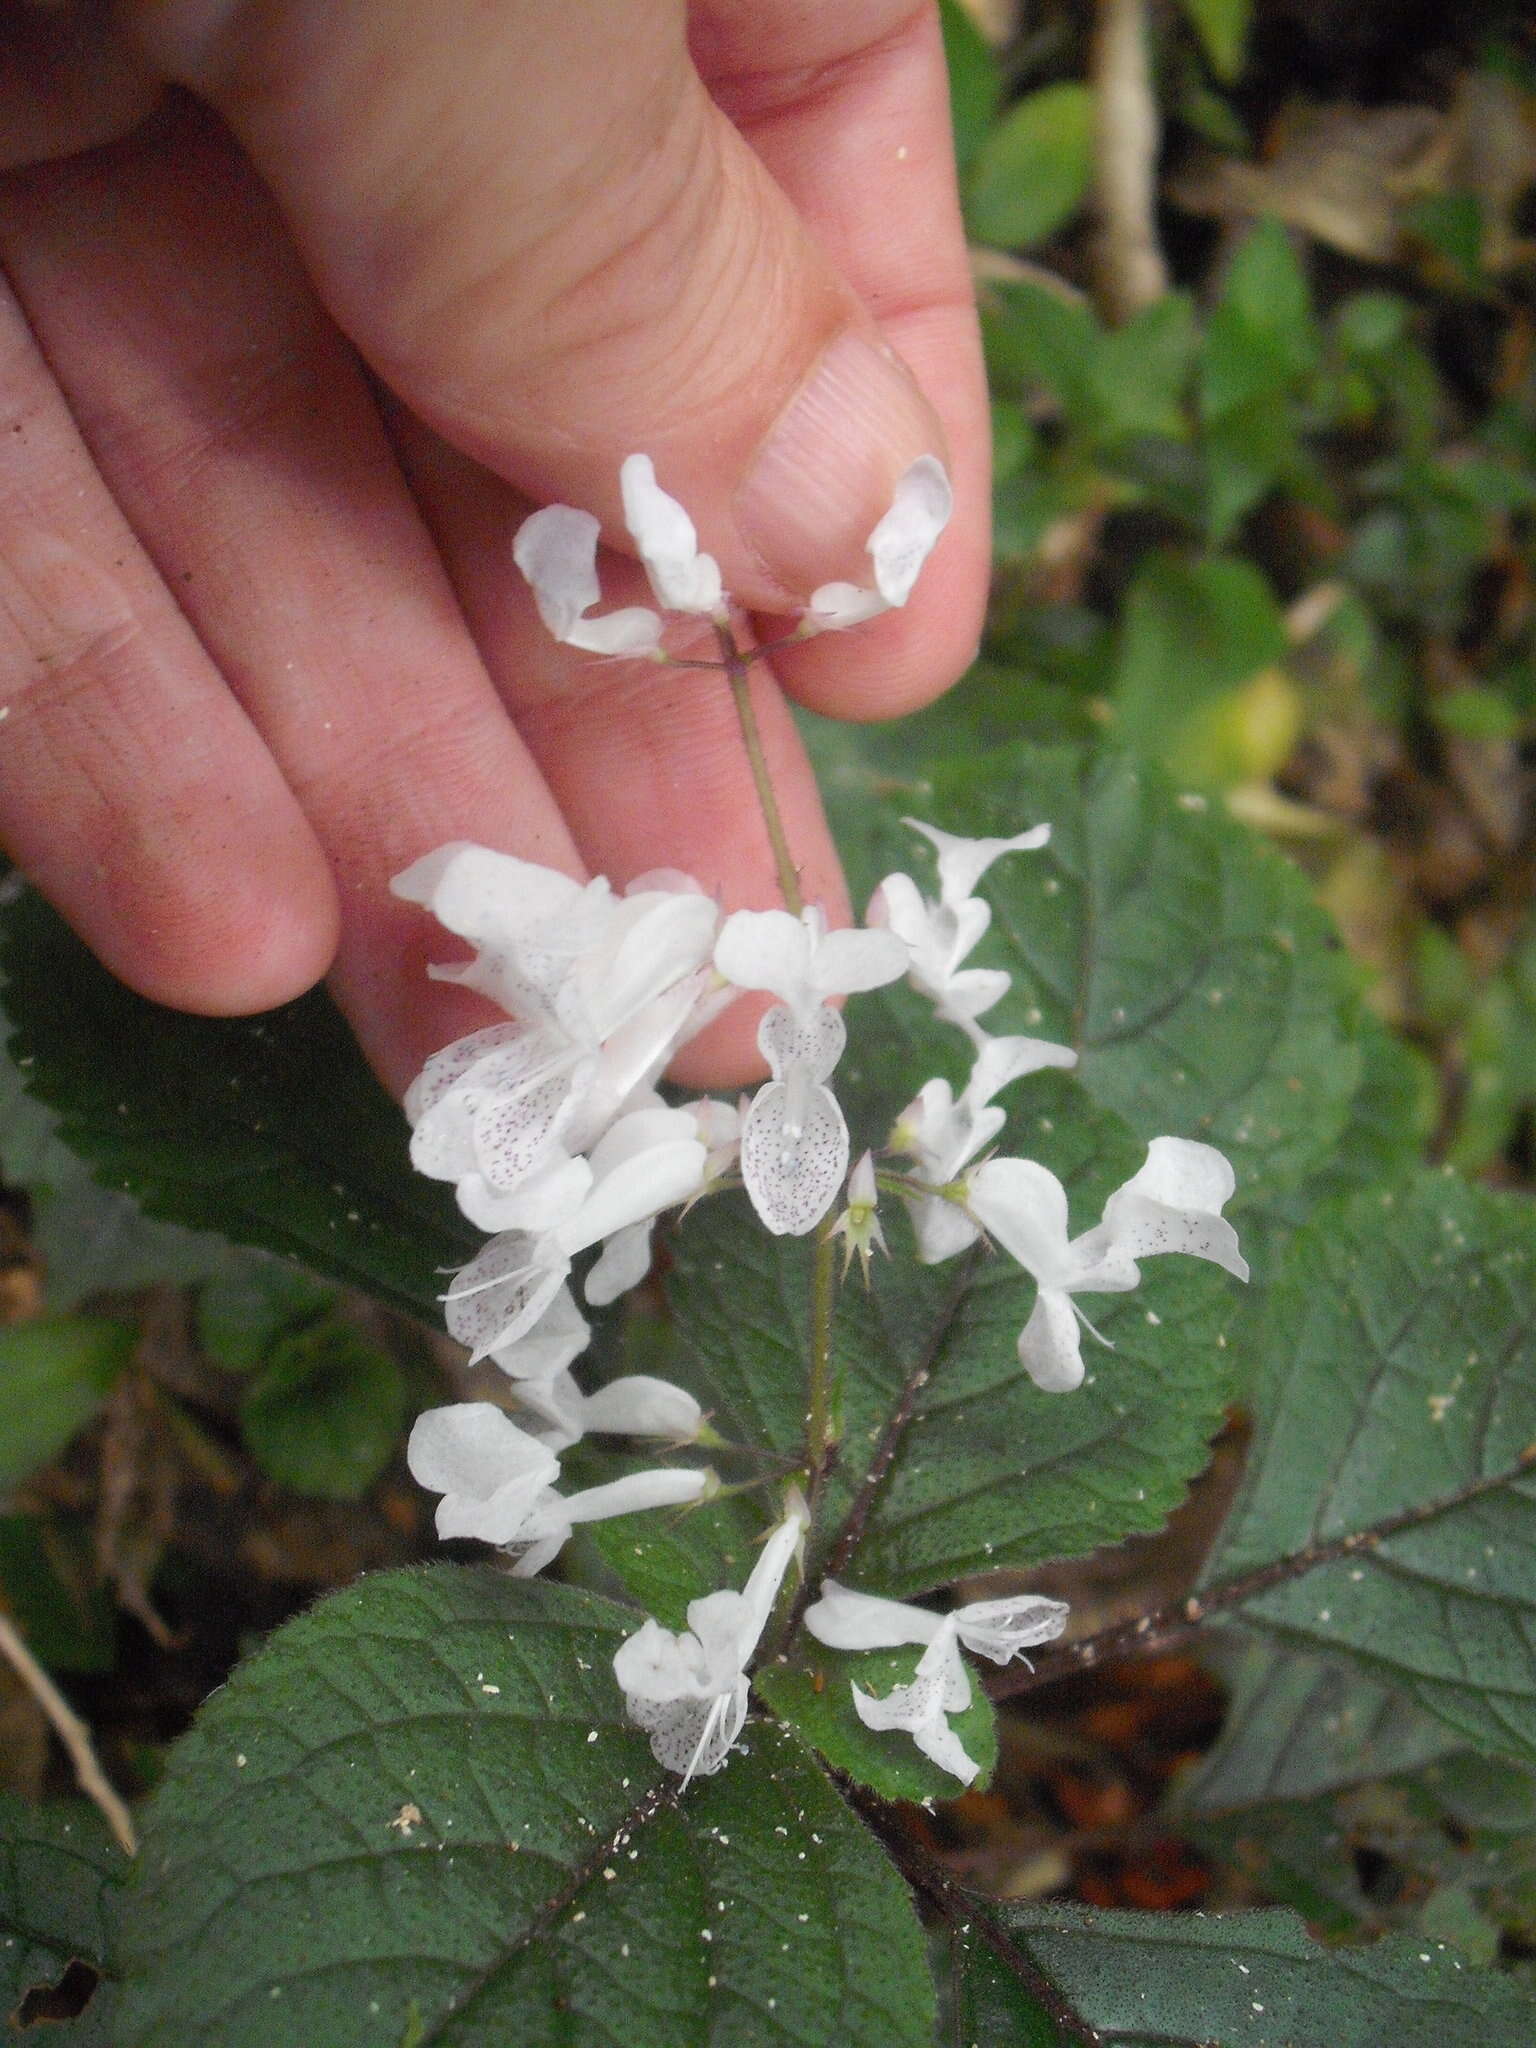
top-left (804, 1220), bottom-right (840, 1507)
top-left (718, 624), bottom-right (802, 913)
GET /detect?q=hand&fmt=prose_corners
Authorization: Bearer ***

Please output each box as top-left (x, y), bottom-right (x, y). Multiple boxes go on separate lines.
top-left (0, 1), bottom-right (988, 1092)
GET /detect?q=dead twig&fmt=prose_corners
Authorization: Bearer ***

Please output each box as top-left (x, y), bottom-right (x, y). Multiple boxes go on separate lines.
top-left (0, 1610), bottom-right (136, 1855)
top-left (1091, 0), bottom-right (1169, 322)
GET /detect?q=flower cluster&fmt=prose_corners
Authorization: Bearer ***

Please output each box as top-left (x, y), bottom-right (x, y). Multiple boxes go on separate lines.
top-left (398, 456), bottom-right (1249, 1792)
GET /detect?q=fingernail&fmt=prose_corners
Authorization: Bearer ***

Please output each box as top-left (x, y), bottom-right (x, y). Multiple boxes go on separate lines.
top-left (733, 329), bottom-right (947, 603)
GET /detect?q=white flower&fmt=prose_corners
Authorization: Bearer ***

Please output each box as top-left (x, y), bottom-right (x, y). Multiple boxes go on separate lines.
top-left (893, 1035), bottom-right (1080, 1263)
top-left (512, 504), bottom-right (665, 655)
top-left (830, 1151), bottom-right (887, 1281)
top-left (407, 1402), bottom-right (706, 1572)
top-left (807, 457), bottom-right (954, 630)
top-left (487, 1283), bottom-right (591, 1382)
top-left (737, 1004), bottom-right (852, 1237)
top-left (514, 1370), bottom-right (704, 1452)
top-left (619, 454), bottom-right (724, 616)
top-left (869, 817), bottom-right (1056, 1041)
top-left (714, 904), bottom-right (908, 1025)
top-left (714, 906), bottom-right (907, 1236)
top-left (804, 1580), bottom-right (1069, 1787)
top-left (395, 849), bottom-right (727, 1223)
top-left (442, 1107), bottom-right (707, 1359)
top-left (966, 1138), bottom-right (1248, 1393)
top-left (613, 1498), bottom-right (808, 1783)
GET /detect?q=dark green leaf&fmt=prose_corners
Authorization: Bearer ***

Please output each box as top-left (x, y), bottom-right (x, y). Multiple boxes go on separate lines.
top-left (0, 889), bottom-right (477, 1321)
top-left (818, 743), bottom-right (1361, 1201)
top-left (967, 84), bottom-right (1094, 249)
top-left (1202, 1172), bottom-right (1536, 1766)
top-left (1179, 1637), bottom-right (1457, 1811)
top-left (196, 1256), bottom-right (336, 1374)
top-left (0, 1001), bottom-right (233, 1309)
top-left (663, 1097), bottom-right (1238, 1602)
top-left (950, 1899), bottom-right (1536, 2045)
top-left (0, 1516), bottom-right (116, 1673)
top-left (0, 1317), bottom-right (135, 1492)
top-left (0, 1793), bottom-right (124, 2043)
top-left (116, 1566), bottom-right (935, 2048)
top-left (239, 1316), bottom-right (405, 1499)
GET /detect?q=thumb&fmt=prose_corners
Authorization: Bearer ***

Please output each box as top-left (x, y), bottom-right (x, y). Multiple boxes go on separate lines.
top-left (125, 0), bottom-right (947, 605)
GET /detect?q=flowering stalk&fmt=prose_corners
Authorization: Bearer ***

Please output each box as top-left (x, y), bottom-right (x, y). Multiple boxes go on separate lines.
top-left (717, 621), bottom-right (803, 915)
top-left (804, 1217), bottom-right (840, 1507)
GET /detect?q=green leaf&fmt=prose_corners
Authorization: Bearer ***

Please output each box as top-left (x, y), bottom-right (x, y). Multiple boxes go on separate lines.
top-left (0, 1516), bottom-right (116, 1673)
top-left (0, 889), bottom-right (477, 1322)
top-left (0, 1317), bottom-right (135, 1492)
top-left (949, 1899), bottom-right (1536, 2045)
top-left (1179, 1637), bottom-right (1458, 1812)
top-left (662, 1092), bottom-right (1238, 1603)
top-left (1201, 1171), bottom-right (1536, 1766)
top-left (1177, 0), bottom-right (1251, 81)
top-left (116, 1566), bottom-right (935, 2048)
top-left (1431, 686), bottom-right (1523, 742)
top-left (967, 83), bottom-right (1095, 249)
top-left (1200, 219), bottom-right (1319, 536)
top-left (817, 743), bottom-right (1361, 1201)
top-left (0, 999), bottom-right (233, 1309)
top-left (981, 278), bottom-right (1101, 423)
top-left (0, 1793), bottom-right (125, 2044)
top-left (238, 1315), bottom-right (405, 1499)
top-left (195, 1257), bottom-right (336, 1374)
top-left (938, 0), bottom-right (1000, 175)
top-left (1111, 553), bottom-right (1288, 767)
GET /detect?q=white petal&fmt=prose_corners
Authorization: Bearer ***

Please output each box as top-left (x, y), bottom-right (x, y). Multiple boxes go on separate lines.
top-left (757, 1001), bottom-right (845, 1084)
top-left (509, 1370), bottom-right (586, 1450)
top-left (613, 1616), bottom-right (706, 1702)
top-left (403, 1021), bottom-right (525, 1129)
top-left (620, 454), bottom-right (723, 614)
top-left (868, 456), bottom-right (953, 607)
top-left (406, 1404), bottom-right (561, 1545)
top-left (442, 1233), bottom-right (570, 1362)
top-left (580, 1375), bottom-right (703, 1441)
top-left (564, 606), bottom-right (665, 656)
top-left (560, 1133), bottom-right (706, 1256)
top-left (512, 504), bottom-right (604, 639)
top-left (1098, 1138), bottom-right (1249, 1282)
top-left (713, 908), bottom-right (814, 1008)
top-left (739, 1074), bottom-right (848, 1236)
top-left (907, 1194), bottom-right (982, 1264)
top-left (804, 1580), bottom-right (942, 1653)
top-left (488, 1284), bottom-right (591, 1382)
top-left (561, 1466), bottom-right (708, 1524)
top-left (629, 1680), bottom-right (749, 1781)
top-left (966, 1157), bottom-right (1074, 1284)
top-left (391, 841), bottom-right (584, 952)
top-left (736, 1501), bottom-right (809, 1651)
top-left (1017, 1288), bottom-right (1086, 1393)
top-left (806, 579), bottom-right (889, 631)
top-left (967, 1031), bottom-right (1077, 1099)
top-left (512, 502), bottom-right (665, 653)
top-left (904, 817), bottom-right (1051, 907)
top-left (583, 1219), bottom-right (655, 1307)
top-left (954, 1594), bottom-right (1071, 1664)
top-left (811, 925), bottom-right (910, 1001)
top-left (456, 1153), bottom-right (593, 1235)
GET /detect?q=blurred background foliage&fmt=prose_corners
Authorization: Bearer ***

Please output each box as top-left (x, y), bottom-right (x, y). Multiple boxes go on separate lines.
top-left (945, 0), bottom-right (1536, 1183)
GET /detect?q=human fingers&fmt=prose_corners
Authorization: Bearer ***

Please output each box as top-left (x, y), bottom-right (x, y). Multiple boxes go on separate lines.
top-left (387, 413), bottom-right (847, 1087)
top-left (0, 104), bottom-right (588, 1092)
top-left (692, 0), bottom-right (990, 720)
top-left (0, 267), bottom-right (339, 1008)
top-left (119, 0), bottom-right (949, 614)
